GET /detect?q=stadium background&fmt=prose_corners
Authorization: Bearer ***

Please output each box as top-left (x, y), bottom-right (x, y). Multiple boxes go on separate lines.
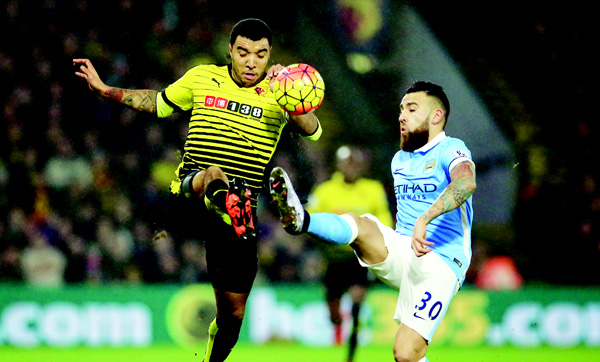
top-left (1, 0), bottom-right (599, 361)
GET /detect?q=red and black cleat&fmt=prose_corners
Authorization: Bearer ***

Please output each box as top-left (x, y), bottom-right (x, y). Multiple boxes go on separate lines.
top-left (225, 178), bottom-right (256, 241)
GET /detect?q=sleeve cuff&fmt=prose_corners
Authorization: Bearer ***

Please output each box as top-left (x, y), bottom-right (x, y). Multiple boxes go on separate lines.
top-left (156, 91), bottom-right (174, 118)
top-left (448, 157), bottom-right (475, 173)
top-left (301, 117), bottom-right (322, 141)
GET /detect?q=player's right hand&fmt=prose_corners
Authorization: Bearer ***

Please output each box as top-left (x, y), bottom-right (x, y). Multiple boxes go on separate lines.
top-left (266, 63), bottom-right (285, 92)
top-left (411, 217), bottom-right (434, 257)
top-left (73, 59), bottom-right (108, 94)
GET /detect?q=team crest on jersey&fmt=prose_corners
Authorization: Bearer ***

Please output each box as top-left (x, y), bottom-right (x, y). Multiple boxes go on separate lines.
top-left (423, 159), bottom-right (436, 174)
top-left (254, 86), bottom-right (266, 96)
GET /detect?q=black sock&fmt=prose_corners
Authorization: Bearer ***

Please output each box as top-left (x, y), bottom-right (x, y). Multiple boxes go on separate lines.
top-left (205, 179), bottom-right (228, 211)
top-left (351, 303), bottom-right (360, 327)
top-left (301, 210), bottom-right (310, 233)
top-left (209, 317), bottom-right (243, 362)
top-left (348, 303), bottom-right (361, 361)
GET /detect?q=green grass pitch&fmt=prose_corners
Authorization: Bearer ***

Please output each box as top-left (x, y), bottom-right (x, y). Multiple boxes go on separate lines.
top-left (2, 343), bottom-right (598, 362)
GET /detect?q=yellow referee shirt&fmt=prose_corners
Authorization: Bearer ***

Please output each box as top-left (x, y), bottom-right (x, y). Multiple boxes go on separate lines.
top-left (307, 172), bottom-right (393, 227)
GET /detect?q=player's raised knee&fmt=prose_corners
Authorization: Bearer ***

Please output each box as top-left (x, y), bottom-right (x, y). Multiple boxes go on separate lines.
top-left (355, 215), bottom-right (382, 241)
top-left (393, 347), bottom-right (420, 362)
top-left (205, 165), bottom-right (227, 180)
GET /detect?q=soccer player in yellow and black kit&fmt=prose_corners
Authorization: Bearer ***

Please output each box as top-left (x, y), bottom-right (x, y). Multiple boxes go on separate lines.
top-left (74, 18), bottom-right (322, 362)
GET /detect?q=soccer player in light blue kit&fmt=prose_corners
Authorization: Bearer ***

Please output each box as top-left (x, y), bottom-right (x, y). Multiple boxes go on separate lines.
top-left (270, 81), bottom-right (476, 362)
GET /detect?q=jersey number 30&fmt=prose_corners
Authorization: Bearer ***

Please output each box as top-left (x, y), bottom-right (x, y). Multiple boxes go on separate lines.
top-left (414, 291), bottom-right (443, 321)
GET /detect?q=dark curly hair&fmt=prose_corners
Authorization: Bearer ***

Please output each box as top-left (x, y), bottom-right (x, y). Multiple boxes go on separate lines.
top-left (229, 18), bottom-right (272, 47)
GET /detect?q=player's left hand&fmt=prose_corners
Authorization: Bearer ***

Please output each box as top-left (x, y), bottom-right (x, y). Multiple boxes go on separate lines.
top-left (411, 217), bottom-right (434, 257)
top-left (267, 64), bottom-right (286, 92)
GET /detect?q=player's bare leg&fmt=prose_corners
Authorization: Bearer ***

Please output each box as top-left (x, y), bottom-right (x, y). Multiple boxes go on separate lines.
top-left (345, 213), bottom-right (388, 264)
top-left (393, 324), bottom-right (428, 362)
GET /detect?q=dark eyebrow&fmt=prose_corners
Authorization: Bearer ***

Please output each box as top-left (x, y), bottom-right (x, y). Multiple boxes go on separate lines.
top-left (236, 46), bottom-right (269, 55)
top-left (400, 101), bottom-right (418, 110)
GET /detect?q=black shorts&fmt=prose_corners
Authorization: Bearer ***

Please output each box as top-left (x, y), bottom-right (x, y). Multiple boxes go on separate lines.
top-left (168, 182), bottom-right (258, 294)
top-left (324, 256), bottom-right (369, 299)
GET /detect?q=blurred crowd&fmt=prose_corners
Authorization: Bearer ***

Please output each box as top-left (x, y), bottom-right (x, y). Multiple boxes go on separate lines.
top-left (0, 0), bottom-right (332, 287)
top-left (508, 5), bottom-right (600, 286)
top-left (1, 1), bottom-right (599, 288)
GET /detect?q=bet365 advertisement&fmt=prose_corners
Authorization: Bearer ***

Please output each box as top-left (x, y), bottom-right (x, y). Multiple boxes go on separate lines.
top-left (0, 284), bottom-right (598, 348)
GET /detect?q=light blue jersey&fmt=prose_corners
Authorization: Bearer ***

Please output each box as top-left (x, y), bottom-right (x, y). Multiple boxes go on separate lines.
top-left (391, 132), bottom-right (474, 281)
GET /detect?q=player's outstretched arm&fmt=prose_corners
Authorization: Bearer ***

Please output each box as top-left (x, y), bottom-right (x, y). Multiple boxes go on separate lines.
top-left (412, 160), bottom-right (477, 256)
top-left (73, 58), bottom-right (158, 114)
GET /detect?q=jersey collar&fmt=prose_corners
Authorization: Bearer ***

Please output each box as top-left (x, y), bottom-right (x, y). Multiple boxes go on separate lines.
top-left (413, 132), bottom-right (446, 153)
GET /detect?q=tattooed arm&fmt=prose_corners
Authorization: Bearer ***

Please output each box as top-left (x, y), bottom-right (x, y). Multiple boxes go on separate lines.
top-left (103, 88), bottom-right (158, 113)
top-left (411, 160), bottom-right (477, 257)
top-left (73, 58), bottom-right (157, 114)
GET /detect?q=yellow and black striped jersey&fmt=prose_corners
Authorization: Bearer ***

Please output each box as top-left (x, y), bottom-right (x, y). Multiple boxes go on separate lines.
top-left (164, 64), bottom-right (288, 203)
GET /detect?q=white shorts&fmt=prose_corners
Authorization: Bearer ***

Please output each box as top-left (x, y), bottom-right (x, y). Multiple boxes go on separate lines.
top-left (355, 214), bottom-right (460, 342)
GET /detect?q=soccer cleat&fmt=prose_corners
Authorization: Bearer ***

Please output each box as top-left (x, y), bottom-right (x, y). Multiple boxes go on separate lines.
top-left (225, 178), bottom-right (256, 241)
top-left (269, 167), bottom-right (305, 234)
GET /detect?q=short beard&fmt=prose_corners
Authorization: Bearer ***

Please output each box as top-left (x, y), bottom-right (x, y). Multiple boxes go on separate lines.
top-left (400, 122), bottom-right (430, 152)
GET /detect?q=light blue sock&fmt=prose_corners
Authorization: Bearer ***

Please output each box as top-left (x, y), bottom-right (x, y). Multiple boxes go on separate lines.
top-left (307, 213), bottom-right (357, 245)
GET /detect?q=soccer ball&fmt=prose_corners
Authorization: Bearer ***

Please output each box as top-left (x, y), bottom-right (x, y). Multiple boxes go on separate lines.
top-left (273, 63), bottom-right (325, 115)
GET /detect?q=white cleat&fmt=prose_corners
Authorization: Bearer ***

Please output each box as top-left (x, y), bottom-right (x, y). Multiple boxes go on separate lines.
top-left (269, 167), bottom-right (305, 234)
